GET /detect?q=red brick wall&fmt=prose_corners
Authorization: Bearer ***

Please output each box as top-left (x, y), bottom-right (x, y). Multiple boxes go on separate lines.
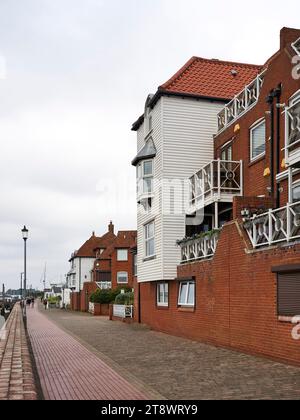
top-left (214, 29), bottom-right (300, 208)
top-left (139, 222), bottom-right (300, 366)
top-left (111, 249), bottom-right (135, 290)
top-left (71, 292), bottom-right (80, 311)
top-left (80, 282), bottom-right (98, 312)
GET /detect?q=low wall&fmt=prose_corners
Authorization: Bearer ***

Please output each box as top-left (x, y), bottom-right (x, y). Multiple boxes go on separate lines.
top-left (0, 303), bottom-right (37, 400)
top-left (138, 221), bottom-right (300, 366)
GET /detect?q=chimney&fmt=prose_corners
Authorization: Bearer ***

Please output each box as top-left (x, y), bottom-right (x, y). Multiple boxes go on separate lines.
top-left (108, 221), bottom-right (114, 234)
top-left (280, 27), bottom-right (300, 50)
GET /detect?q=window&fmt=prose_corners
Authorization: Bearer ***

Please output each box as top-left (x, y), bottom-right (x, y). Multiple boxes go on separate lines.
top-left (221, 142), bottom-right (232, 161)
top-left (117, 249), bottom-right (128, 261)
top-left (157, 283), bottom-right (168, 307)
top-left (178, 281), bottom-right (195, 307)
top-left (277, 273), bottom-right (300, 316)
top-left (137, 160), bottom-right (153, 196)
top-left (145, 221), bottom-right (155, 257)
top-left (117, 272), bottom-right (128, 284)
top-left (250, 120), bottom-right (266, 161)
top-left (133, 254), bottom-right (137, 276)
top-left (293, 182), bottom-right (300, 203)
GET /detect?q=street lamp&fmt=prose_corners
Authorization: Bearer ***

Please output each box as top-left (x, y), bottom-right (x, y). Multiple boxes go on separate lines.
top-left (22, 226), bottom-right (28, 325)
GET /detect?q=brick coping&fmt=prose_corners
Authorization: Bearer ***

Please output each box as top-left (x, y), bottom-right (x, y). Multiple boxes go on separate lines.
top-left (0, 303), bottom-right (37, 400)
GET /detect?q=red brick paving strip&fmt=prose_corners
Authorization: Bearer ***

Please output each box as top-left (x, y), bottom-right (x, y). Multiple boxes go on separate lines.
top-left (27, 305), bottom-right (148, 400)
top-left (0, 303), bottom-right (37, 400)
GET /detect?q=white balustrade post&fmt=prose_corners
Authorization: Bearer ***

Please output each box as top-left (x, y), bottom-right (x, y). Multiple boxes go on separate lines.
top-left (268, 209), bottom-right (273, 246)
top-left (286, 203), bottom-right (291, 242)
top-left (218, 159), bottom-right (221, 199)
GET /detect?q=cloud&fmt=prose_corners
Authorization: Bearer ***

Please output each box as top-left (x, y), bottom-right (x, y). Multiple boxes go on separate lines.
top-left (0, 0), bottom-right (299, 288)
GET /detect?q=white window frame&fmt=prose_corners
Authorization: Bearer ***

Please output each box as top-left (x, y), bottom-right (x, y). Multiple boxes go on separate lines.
top-left (292, 180), bottom-right (300, 203)
top-left (178, 281), bottom-right (195, 307)
top-left (157, 283), bottom-right (169, 307)
top-left (117, 272), bottom-right (128, 284)
top-left (250, 119), bottom-right (266, 162)
top-left (144, 221), bottom-right (155, 258)
top-left (117, 249), bottom-right (128, 262)
top-left (137, 159), bottom-right (154, 196)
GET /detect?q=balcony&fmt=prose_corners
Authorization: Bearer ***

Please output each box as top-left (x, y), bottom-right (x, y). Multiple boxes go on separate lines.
top-left (285, 96), bottom-right (300, 167)
top-left (292, 37), bottom-right (300, 56)
top-left (245, 201), bottom-right (300, 248)
top-left (217, 70), bottom-right (266, 133)
top-left (179, 230), bottom-right (220, 264)
top-left (188, 159), bottom-right (243, 214)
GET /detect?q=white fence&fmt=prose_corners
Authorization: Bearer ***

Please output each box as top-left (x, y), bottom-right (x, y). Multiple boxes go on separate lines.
top-left (113, 305), bottom-right (134, 319)
top-left (217, 70), bottom-right (266, 132)
top-left (180, 231), bottom-right (220, 263)
top-left (245, 201), bottom-right (300, 248)
top-left (189, 159), bottom-right (243, 212)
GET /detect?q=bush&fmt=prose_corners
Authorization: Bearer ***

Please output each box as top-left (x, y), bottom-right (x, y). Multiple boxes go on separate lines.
top-left (115, 292), bottom-right (134, 305)
top-left (90, 289), bottom-right (113, 304)
top-left (90, 286), bottom-right (134, 305)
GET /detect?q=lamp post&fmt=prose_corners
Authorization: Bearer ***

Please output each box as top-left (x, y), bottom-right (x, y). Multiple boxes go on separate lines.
top-left (20, 272), bottom-right (24, 301)
top-left (22, 226), bottom-right (28, 325)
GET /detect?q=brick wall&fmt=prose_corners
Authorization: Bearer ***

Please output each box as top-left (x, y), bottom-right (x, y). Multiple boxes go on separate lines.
top-left (0, 303), bottom-right (37, 400)
top-left (138, 222), bottom-right (300, 366)
top-left (214, 28), bottom-right (300, 208)
top-left (111, 249), bottom-right (135, 290)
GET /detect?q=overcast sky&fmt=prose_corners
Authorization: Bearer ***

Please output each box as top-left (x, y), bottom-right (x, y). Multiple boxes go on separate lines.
top-left (0, 0), bottom-right (299, 290)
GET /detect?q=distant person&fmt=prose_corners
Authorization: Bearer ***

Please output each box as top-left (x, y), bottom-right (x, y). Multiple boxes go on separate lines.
top-left (31, 298), bottom-right (35, 308)
top-left (43, 299), bottom-right (48, 310)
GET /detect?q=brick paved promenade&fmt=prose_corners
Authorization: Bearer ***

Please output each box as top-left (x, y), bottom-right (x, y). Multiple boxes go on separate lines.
top-left (27, 305), bottom-right (151, 400)
top-left (41, 307), bottom-right (300, 400)
top-left (0, 304), bottom-right (37, 400)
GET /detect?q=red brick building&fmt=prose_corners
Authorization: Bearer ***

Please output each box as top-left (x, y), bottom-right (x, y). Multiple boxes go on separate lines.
top-left (70, 222), bottom-right (137, 312)
top-left (136, 27), bottom-right (300, 365)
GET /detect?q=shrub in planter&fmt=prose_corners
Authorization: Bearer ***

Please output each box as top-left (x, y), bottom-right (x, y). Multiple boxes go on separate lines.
top-left (115, 292), bottom-right (134, 306)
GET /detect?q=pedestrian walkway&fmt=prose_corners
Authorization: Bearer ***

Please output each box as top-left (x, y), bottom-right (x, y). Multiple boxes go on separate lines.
top-left (27, 305), bottom-right (148, 400)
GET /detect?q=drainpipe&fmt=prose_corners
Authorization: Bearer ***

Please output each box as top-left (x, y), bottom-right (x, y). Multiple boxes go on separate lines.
top-left (266, 92), bottom-right (275, 200)
top-left (274, 84), bottom-right (282, 209)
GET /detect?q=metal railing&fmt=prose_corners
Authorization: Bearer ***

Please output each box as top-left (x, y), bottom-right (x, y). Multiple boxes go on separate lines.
top-left (292, 37), bottom-right (300, 56)
top-left (189, 159), bottom-right (243, 212)
top-left (245, 201), bottom-right (300, 248)
top-left (180, 231), bottom-right (220, 263)
top-left (285, 97), bottom-right (300, 165)
top-left (217, 70), bottom-right (266, 132)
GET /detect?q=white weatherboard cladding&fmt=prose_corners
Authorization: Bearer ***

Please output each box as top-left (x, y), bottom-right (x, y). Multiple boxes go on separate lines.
top-left (137, 99), bottom-right (163, 283)
top-left (136, 95), bottom-right (225, 283)
top-left (74, 257), bottom-right (95, 292)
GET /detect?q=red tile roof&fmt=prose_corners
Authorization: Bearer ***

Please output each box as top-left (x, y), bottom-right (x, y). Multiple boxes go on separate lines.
top-left (159, 57), bottom-right (263, 100)
top-left (70, 232), bottom-right (117, 260)
top-left (132, 57), bottom-right (262, 131)
top-left (114, 231), bottom-right (137, 249)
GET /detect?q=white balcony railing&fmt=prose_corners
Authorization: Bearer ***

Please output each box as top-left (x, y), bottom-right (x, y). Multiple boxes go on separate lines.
top-left (292, 37), bottom-right (300, 56)
top-left (179, 231), bottom-right (220, 263)
top-left (245, 201), bottom-right (300, 248)
top-left (189, 159), bottom-right (243, 213)
top-left (217, 70), bottom-right (266, 133)
top-left (285, 96), bottom-right (300, 167)
top-left (96, 281), bottom-right (112, 290)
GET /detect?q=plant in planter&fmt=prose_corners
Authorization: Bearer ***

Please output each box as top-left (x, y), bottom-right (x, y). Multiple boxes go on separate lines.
top-left (115, 292), bottom-right (134, 306)
top-left (176, 228), bottom-right (221, 246)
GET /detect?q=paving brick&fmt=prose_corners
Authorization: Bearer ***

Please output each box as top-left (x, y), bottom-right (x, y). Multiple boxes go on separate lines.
top-left (27, 305), bottom-right (148, 400)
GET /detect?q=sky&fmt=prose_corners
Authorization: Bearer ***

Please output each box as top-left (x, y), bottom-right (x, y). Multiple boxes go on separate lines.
top-left (0, 0), bottom-right (299, 290)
